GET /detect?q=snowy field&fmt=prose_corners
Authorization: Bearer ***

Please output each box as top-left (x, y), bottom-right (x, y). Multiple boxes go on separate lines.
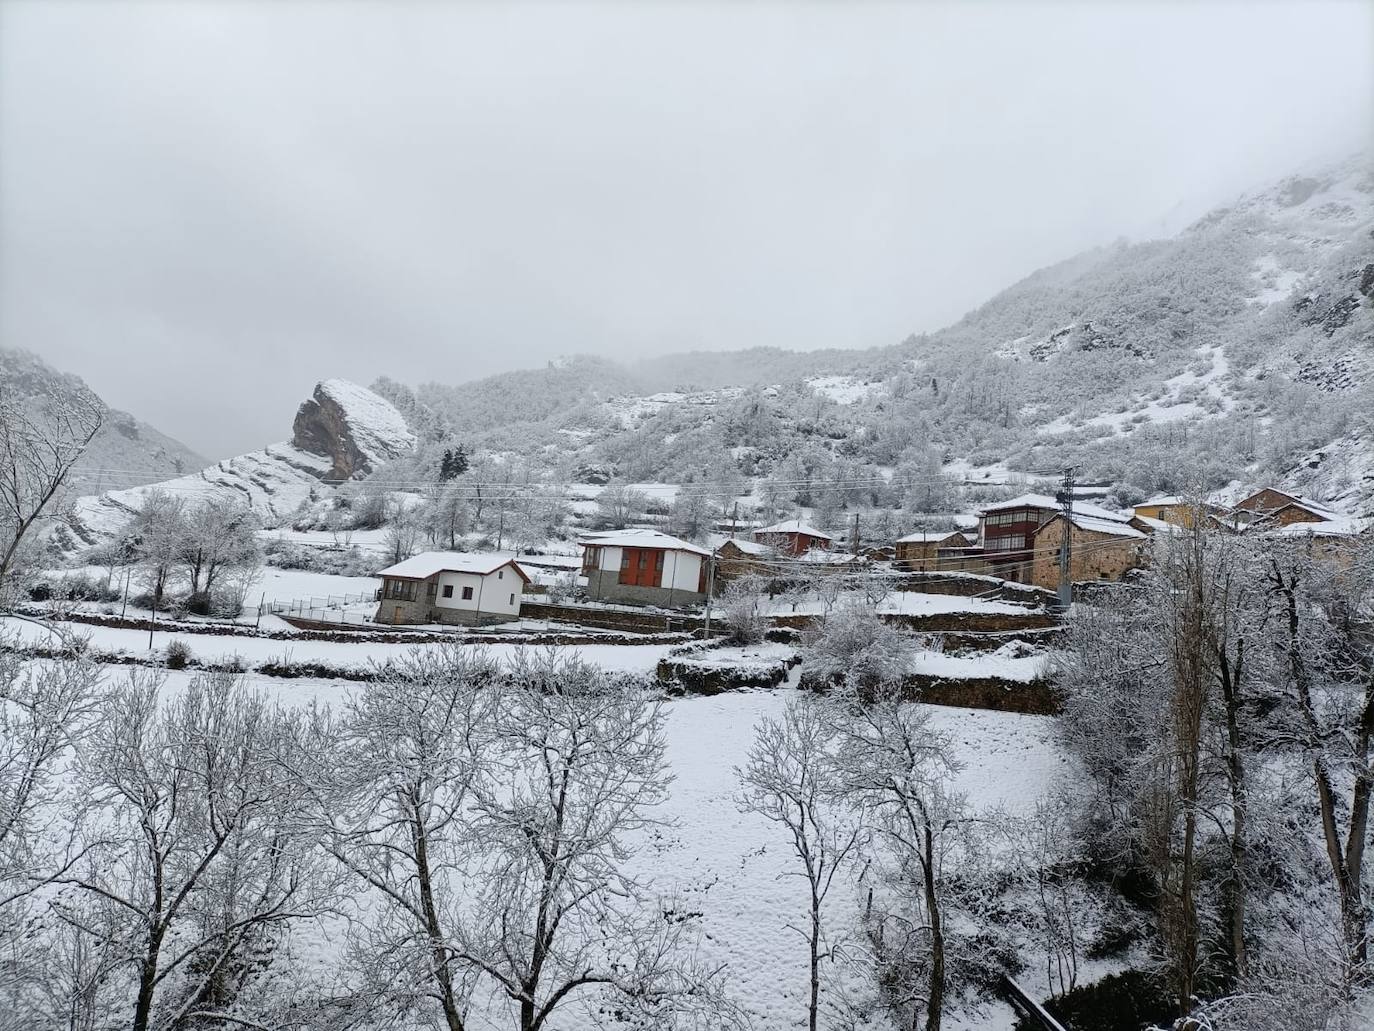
top-left (0, 616), bottom-right (676, 674)
top-left (759, 591), bottom-right (1035, 618)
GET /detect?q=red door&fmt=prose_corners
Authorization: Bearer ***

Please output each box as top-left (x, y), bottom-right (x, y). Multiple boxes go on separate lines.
top-left (620, 548), bottom-right (660, 587)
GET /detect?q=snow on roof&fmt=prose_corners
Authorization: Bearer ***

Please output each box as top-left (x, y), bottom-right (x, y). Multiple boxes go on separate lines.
top-left (1269, 516), bottom-right (1368, 538)
top-left (378, 551), bottom-right (529, 581)
top-left (797, 549), bottom-right (861, 564)
top-left (1138, 494), bottom-right (1185, 507)
top-left (1131, 515), bottom-right (1181, 534)
top-left (754, 519), bottom-right (833, 539)
top-left (896, 529), bottom-right (967, 544)
top-left (316, 379), bottom-right (417, 467)
top-left (1234, 487), bottom-right (1341, 520)
top-left (578, 529), bottom-right (711, 557)
top-left (979, 493), bottom-right (1128, 523)
top-left (717, 538), bottom-right (775, 556)
top-left (1060, 514), bottom-right (1147, 539)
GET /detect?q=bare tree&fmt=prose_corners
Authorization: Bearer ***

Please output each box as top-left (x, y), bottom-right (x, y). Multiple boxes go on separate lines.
top-left (459, 650), bottom-right (733, 1031)
top-left (738, 696), bottom-right (861, 1031)
top-left (831, 689), bottom-right (964, 1031)
top-left (57, 668), bottom-right (334, 1031)
top-left (0, 384), bottom-right (102, 602)
top-left (1265, 535), bottom-right (1374, 990)
top-left (129, 490), bottom-right (187, 608)
top-left (0, 643), bottom-right (103, 1011)
top-left (178, 497), bottom-right (261, 612)
top-left (321, 644), bottom-right (500, 1031)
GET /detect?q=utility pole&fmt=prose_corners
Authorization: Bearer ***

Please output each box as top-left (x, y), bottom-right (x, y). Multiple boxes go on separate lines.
top-left (852, 511), bottom-right (860, 557)
top-left (702, 550), bottom-right (717, 637)
top-left (731, 501), bottom-right (740, 540)
top-left (1054, 466), bottom-right (1076, 612)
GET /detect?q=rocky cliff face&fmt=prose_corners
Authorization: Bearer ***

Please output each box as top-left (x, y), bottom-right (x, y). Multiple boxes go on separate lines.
top-left (291, 378), bottom-right (417, 480)
top-left (69, 379), bottom-right (416, 542)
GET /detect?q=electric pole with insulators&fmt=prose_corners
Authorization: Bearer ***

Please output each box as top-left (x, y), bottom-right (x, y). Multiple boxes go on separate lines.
top-left (1054, 467), bottom-right (1076, 612)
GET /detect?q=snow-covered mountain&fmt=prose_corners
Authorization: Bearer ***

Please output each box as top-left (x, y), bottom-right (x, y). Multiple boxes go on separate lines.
top-left (0, 348), bottom-right (206, 493)
top-left (377, 155), bottom-right (1373, 515)
top-left (69, 379), bottom-right (416, 541)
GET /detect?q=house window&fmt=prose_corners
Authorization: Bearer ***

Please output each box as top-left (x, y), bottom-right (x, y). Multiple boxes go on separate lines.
top-left (461, 586), bottom-right (474, 601)
top-left (509, 593), bottom-right (514, 605)
top-left (442, 585), bottom-right (453, 599)
top-left (427, 582), bottom-right (437, 598)
top-left (498, 570), bottom-right (504, 579)
top-left (385, 579), bottom-right (415, 601)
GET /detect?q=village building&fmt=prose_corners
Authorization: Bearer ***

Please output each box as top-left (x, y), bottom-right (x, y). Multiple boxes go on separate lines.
top-left (1026, 512), bottom-right (1149, 591)
top-left (1130, 494), bottom-right (1225, 528)
top-left (579, 529), bottom-right (710, 607)
top-left (893, 529), bottom-right (977, 571)
top-left (1229, 488), bottom-right (1341, 530)
top-left (375, 552), bottom-right (529, 626)
top-left (975, 493), bottom-right (1132, 582)
top-left (752, 519), bottom-right (833, 556)
top-left (713, 537), bottom-right (777, 584)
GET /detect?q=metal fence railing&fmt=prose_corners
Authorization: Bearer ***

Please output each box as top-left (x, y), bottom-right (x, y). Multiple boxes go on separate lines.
top-left (257, 592), bottom-right (377, 626)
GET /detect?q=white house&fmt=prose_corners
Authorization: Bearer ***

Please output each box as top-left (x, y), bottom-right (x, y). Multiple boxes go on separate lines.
top-left (374, 552), bottom-right (530, 626)
top-left (579, 529), bottom-right (710, 608)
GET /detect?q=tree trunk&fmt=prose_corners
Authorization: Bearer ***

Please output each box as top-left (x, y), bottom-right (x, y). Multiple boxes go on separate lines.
top-left (1217, 640), bottom-right (1249, 979)
top-left (412, 794), bottom-right (465, 1031)
top-left (809, 883), bottom-right (821, 1031)
top-left (923, 822), bottom-right (943, 1031)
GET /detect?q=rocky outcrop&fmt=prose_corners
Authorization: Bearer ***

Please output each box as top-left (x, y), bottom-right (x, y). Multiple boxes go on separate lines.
top-left (291, 379), bottom-right (416, 480)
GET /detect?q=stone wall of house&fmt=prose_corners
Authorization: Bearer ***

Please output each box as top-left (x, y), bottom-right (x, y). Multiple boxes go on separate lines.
top-left (373, 597), bottom-right (430, 625)
top-left (1028, 525), bottom-right (1143, 590)
top-left (584, 569), bottom-right (706, 609)
top-left (522, 599), bottom-right (707, 635)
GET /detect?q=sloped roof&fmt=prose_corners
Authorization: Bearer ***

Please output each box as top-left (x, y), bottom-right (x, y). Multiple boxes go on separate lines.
top-left (896, 529), bottom-right (967, 544)
top-left (1131, 515), bottom-right (1181, 534)
top-left (1138, 494), bottom-right (1185, 507)
top-left (578, 529), bottom-right (711, 557)
top-left (1269, 515), bottom-right (1368, 538)
top-left (378, 551), bottom-right (531, 582)
top-left (717, 538), bottom-right (775, 556)
top-left (754, 519), bottom-right (833, 540)
top-left (1038, 512), bottom-right (1147, 540)
top-left (1235, 487), bottom-right (1341, 520)
top-left (979, 493), bottom-right (1129, 523)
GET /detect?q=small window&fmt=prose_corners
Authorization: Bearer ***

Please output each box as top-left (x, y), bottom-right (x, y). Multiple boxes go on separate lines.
top-left (461, 586), bottom-right (474, 601)
top-left (498, 570), bottom-right (504, 579)
top-left (442, 585), bottom-right (453, 598)
top-left (508, 593), bottom-right (514, 605)
top-left (427, 582), bottom-right (437, 598)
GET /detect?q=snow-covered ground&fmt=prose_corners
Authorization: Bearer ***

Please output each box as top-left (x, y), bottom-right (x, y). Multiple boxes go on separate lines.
top-left (759, 591), bottom-right (1033, 618)
top-left (137, 671), bottom-right (1064, 1030)
top-left (0, 617), bottom-right (676, 674)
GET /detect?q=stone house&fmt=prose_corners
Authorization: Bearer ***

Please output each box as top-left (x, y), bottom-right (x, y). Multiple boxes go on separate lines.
top-left (1229, 488), bottom-right (1341, 530)
top-left (580, 529), bottom-right (710, 608)
top-left (714, 538), bottom-right (777, 584)
top-left (1026, 513), bottom-right (1148, 590)
top-left (375, 552), bottom-right (530, 626)
top-left (893, 529), bottom-right (976, 571)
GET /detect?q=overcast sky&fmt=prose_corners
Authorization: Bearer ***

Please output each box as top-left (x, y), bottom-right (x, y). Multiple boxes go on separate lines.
top-left (2, 1), bottom-right (1370, 459)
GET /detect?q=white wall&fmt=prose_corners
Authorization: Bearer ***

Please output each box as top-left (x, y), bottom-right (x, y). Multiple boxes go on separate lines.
top-left (596, 546), bottom-right (623, 571)
top-left (433, 567), bottom-right (523, 616)
top-left (661, 551), bottom-right (704, 592)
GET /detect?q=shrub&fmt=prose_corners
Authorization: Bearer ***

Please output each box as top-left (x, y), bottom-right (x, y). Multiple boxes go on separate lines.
top-left (165, 640), bottom-right (192, 669)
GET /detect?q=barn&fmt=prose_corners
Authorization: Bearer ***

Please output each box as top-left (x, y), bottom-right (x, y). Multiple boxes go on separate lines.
top-left (752, 519), bottom-right (833, 556)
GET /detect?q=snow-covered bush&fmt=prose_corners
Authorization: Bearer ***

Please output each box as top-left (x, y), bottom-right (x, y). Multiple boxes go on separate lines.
top-left (799, 603), bottom-right (915, 695)
top-left (719, 574), bottom-right (767, 645)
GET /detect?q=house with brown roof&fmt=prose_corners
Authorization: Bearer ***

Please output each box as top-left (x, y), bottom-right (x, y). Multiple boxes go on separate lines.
top-left (375, 552), bottom-right (530, 626)
top-left (1229, 488), bottom-right (1341, 530)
